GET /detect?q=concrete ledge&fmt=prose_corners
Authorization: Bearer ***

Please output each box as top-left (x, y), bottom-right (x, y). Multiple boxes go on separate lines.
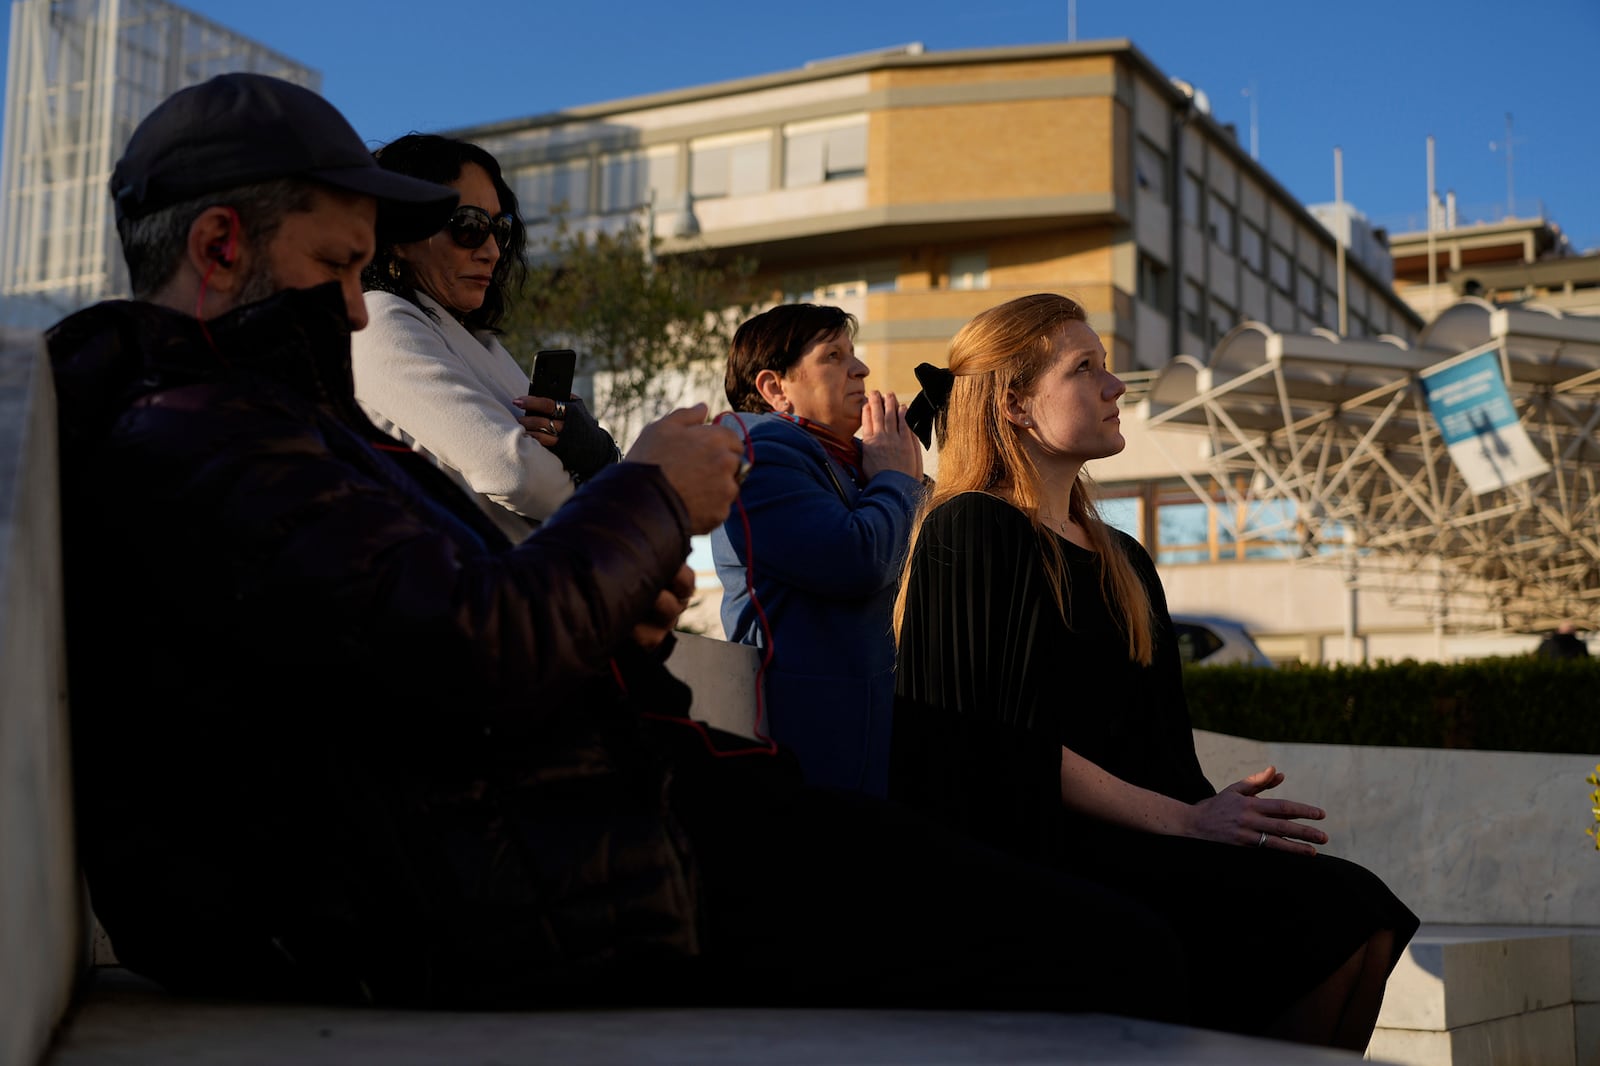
top-left (1380, 929), bottom-right (1575, 1031)
top-left (1371, 926), bottom-right (1600, 1066)
top-left (44, 968), bottom-right (1380, 1065)
top-left (1370, 1005), bottom-right (1577, 1066)
top-left (1577, 1004), bottom-right (1600, 1066)
top-left (1193, 732), bottom-right (1600, 927)
top-left (1, 330), bottom-right (79, 1066)
top-left (667, 630), bottom-right (761, 739)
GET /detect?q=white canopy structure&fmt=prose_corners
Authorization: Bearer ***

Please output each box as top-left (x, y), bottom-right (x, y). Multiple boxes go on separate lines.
top-left (1136, 298), bottom-right (1600, 633)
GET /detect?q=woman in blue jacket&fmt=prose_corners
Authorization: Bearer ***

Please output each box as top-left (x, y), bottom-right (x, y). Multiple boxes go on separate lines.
top-left (713, 304), bottom-right (925, 795)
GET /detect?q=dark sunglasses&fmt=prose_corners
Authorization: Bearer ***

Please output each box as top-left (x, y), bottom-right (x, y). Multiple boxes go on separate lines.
top-left (445, 206), bottom-right (514, 251)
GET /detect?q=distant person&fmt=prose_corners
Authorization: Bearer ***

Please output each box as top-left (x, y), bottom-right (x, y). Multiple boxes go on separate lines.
top-left (890, 293), bottom-right (1418, 1051)
top-left (713, 304), bottom-right (925, 796)
top-left (1536, 622), bottom-right (1590, 660)
top-left (48, 74), bottom-right (1188, 1018)
top-left (352, 134), bottom-right (618, 541)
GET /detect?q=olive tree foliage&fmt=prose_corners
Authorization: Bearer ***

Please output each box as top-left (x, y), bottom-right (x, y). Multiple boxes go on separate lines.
top-left (500, 216), bottom-right (763, 445)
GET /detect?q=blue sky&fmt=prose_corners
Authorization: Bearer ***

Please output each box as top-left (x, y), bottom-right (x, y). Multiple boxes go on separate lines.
top-left (5, 0), bottom-right (1598, 250)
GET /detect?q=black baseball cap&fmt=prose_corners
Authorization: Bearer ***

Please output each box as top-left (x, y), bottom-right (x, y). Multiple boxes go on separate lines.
top-left (110, 73), bottom-right (457, 242)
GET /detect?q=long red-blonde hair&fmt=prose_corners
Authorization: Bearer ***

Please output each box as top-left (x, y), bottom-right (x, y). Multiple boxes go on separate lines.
top-left (893, 293), bottom-right (1154, 664)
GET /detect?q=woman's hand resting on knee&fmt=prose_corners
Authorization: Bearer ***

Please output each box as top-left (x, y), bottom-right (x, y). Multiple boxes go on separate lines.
top-left (1187, 766), bottom-right (1328, 855)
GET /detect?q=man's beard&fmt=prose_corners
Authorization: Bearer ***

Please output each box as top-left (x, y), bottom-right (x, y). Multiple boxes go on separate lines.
top-left (234, 257), bottom-right (278, 308)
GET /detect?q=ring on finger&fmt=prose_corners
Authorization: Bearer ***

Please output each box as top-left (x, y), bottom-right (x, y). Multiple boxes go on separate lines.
top-left (552, 400), bottom-right (568, 420)
top-left (1256, 830), bottom-right (1268, 848)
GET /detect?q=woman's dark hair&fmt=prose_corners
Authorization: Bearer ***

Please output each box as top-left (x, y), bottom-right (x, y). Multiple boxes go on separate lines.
top-left (724, 303), bottom-right (858, 413)
top-left (362, 133), bottom-right (527, 332)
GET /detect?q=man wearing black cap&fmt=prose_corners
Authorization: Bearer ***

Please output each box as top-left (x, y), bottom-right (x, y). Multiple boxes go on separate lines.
top-left (48, 71), bottom-right (750, 1002)
top-left (46, 74), bottom-right (1185, 1019)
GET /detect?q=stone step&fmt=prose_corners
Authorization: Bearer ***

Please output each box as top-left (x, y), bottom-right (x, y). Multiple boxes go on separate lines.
top-left (1369, 925), bottom-right (1600, 1066)
top-left (45, 968), bottom-right (1383, 1066)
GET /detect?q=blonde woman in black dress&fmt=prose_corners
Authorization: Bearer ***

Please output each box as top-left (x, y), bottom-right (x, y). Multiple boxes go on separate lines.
top-left (891, 293), bottom-right (1417, 1051)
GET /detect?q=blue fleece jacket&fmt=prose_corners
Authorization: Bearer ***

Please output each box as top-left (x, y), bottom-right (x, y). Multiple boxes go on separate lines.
top-left (711, 412), bottom-right (924, 796)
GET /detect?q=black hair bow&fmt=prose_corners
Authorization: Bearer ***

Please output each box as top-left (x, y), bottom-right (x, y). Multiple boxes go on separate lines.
top-left (905, 362), bottom-right (955, 449)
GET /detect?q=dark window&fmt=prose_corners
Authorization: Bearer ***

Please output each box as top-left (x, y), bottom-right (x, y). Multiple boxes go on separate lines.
top-left (1174, 622), bottom-right (1225, 664)
top-left (1137, 253), bottom-right (1170, 309)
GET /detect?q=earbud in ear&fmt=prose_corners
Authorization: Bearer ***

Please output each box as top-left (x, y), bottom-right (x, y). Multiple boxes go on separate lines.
top-left (206, 210), bottom-right (240, 267)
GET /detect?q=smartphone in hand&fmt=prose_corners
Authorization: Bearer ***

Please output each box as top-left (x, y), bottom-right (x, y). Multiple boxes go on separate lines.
top-left (529, 348), bottom-right (577, 400)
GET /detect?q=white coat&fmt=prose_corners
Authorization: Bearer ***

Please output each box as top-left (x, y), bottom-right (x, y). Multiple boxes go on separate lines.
top-left (352, 290), bottom-right (575, 542)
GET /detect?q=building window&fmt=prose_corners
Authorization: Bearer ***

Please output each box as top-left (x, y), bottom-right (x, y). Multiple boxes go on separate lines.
top-left (1221, 497), bottom-right (1303, 561)
top-left (514, 159), bottom-right (591, 219)
top-left (1297, 270), bottom-right (1321, 317)
top-left (1137, 253), bottom-right (1170, 310)
top-left (1181, 171), bottom-right (1204, 228)
top-left (1240, 220), bottom-right (1265, 274)
top-left (599, 146), bottom-right (679, 214)
top-left (1322, 284), bottom-right (1340, 329)
top-left (1269, 243), bottom-right (1293, 296)
top-left (1182, 278), bottom-right (1205, 338)
top-left (1157, 499), bottom-right (1212, 565)
top-left (1103, 477), bottom-right (1342, 566)
top-left (1100, 496), bottom-right (1142, 541)
top-left (790, 262), bottom-right (897, 301)
top-left (1208, 192), bottom-right (1235, 252)
top-left (783, 116), bottom-right (867, 188)
top-left (1135, 137), bottom-right (1169, 204)
top-left (948, 251), bottom-right (989, 290)
top-left (811, 279), bottom-right (865, 300)
top-left (1208, 297), bottom-right (1237, 345)
top-left (690, 131), bottom-right (771, 200)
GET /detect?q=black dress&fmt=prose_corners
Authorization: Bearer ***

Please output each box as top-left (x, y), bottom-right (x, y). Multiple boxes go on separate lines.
top-left (891, 492), bottom-right (1418, 1034)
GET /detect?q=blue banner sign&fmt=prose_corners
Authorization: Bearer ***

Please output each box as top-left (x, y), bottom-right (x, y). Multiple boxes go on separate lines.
top-left (1418, 342), bottom-right (1549, 495)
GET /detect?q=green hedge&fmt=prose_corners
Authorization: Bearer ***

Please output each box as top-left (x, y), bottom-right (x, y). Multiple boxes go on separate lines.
top-left (1182, 657), bottom-right (1600, 754)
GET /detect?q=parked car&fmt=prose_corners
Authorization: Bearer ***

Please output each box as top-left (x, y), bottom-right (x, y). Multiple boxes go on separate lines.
top-left (1170, 614), bottom-right (1275, 667)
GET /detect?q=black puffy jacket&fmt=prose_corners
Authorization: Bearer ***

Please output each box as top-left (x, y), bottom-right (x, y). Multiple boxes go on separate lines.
top-left (49, 284), bottom-right (702, 1005)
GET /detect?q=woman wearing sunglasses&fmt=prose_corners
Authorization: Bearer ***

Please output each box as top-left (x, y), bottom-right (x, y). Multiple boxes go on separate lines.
top-left (353, 134), bottom-right (618, 538)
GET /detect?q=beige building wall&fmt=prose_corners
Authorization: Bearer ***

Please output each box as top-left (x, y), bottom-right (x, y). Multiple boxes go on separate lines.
top-left (451, 42), bottom-right (1439, 658)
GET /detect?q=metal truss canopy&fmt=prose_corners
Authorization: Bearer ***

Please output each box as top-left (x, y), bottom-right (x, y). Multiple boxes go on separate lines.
top-left (1138, 298), bottom-right (1600, 633)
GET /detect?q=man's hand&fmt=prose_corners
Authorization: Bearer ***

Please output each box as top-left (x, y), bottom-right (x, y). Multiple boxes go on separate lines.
top-left (632, 563), bottom-right (696, 650)
top-left (625, 404), bottom-right (742, 534)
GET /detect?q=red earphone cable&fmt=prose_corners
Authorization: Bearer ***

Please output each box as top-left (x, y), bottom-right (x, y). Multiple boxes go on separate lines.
top-left (195, 258), bottom-right (221, 353)
top-left (616, 411), bottom-right (779, 759)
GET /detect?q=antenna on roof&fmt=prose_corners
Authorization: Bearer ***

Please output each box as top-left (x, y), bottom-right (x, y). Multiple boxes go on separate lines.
top-left (1488, 113), bottom-right (1523, 220)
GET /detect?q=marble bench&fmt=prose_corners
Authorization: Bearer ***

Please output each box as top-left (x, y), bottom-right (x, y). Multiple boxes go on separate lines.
top-left (7, 324), bottom-right (1592, 1065)
top-left (1197, 733), bottom-right (1600, 1066)
top-left (3, 330), bottom-right (1376, 1065)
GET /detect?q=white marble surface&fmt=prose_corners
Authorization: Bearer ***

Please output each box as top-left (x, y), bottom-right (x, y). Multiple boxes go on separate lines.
top-left (1576, 934), bottom-right (1600, 1004)
top-left (47, 968), bottom-right (1384, 1066)
top-left (1379, 933), bottom-right (1571, 1030)
top-left (1370, 1006), bottom-right (1576, 1066)
top-left (1194, 731), bottom-right (1600, 927)
top-left (1577, 1003), bottom-right (1600, 1066)
top-left (0, 332), bottom-right (81, 1066)
top-left (670, 630), bottom-right (761, 738)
